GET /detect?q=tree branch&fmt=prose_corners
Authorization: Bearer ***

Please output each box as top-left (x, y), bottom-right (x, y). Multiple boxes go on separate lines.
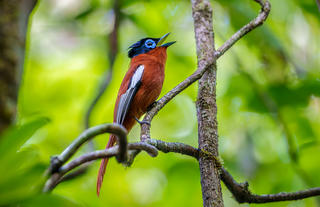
top-left (58, 163), bottom-right (91, 182)
top-left (47, 123), bottom-right (127, 174)
top-left (146, 139), bottom-right (199, 159)
top-left (220, 168), bottom-right (320, 203)
top-left (140, 0), bottom-right (270, 143)
top-left (44, 139), bottom-right (199, 193)
top-left (190, 0), bottom-right (224, 205)
top-left (215, 0), bottom-right (271, 58)
top-left (145, 140), bottom-right (320, 204)
top-left (43, 124), bottom-right (320, 204)
top-left (42, 0), bottom-right (320, 205)
top-left (43, 142), bottom-right (158, 192)
top-left (60, 143), bottom-right (158, 176)
top-left (139, 2), bottom-right (271, 207)
top-left (64, 0), bottom-right (123, 185)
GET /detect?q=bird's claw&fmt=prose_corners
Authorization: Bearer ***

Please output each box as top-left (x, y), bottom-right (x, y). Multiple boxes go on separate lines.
top-left (134, 116), bottom-right (150, 126)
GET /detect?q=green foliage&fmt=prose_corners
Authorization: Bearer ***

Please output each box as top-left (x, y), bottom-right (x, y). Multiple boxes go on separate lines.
top-left (0, 118), bottom-right (79, 207)
top-left (11, 0), bottom-right (320, 206)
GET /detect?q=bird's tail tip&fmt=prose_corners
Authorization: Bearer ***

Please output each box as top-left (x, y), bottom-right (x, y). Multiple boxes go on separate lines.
top-left (97, 157), bottom-right (109, 196)
top-left (96, 134), bottom-right (117, 197)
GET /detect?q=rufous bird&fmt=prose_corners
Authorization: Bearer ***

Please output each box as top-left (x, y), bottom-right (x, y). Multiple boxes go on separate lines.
top-left (97, 33), bottom-right (175, 196)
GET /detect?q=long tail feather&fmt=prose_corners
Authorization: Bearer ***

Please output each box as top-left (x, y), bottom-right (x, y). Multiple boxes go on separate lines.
top-left (97, 135), bottom-right (116, 196)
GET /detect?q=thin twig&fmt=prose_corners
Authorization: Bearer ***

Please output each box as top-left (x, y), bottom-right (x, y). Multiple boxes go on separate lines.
top-left (47, 123), bottom-right (127, 174)
top-left (59, 162), bottom-right (91, 182)
top-left (42, 0), bottom-right (320, 204)
top-left (139, 0), bottom-right (271, 142)
top-left (220, 168), bottom-right (320, 203)
top-left (215, 0), bottom-right (271, 58)
top-left (145, 140), bottom-right (320, 203)
top-left (59, 142), bottom-right (159, 176)
top-left (146, 139), bottom-right (199, 159)
top-left (59, 147), bottom-right (118, 175)
top-left (43, 146), bottom-right (118, 192)
top-left (128, 142), bottom-right (158, 157)
top-left (44, 127), bottom-right (320, 203)
top-left (43, 142), bottom-right (158, 192)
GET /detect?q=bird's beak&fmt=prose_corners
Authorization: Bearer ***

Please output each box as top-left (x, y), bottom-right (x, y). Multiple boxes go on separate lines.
top-left (157, 33), bottom-right (176, 47)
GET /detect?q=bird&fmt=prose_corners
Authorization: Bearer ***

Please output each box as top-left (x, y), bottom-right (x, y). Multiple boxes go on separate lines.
top-left (97, 33), bottom-right (175, 196)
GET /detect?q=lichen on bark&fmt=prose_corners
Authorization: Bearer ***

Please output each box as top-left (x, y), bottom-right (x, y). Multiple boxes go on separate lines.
top-left (191, 0), bottom-right (223, 206)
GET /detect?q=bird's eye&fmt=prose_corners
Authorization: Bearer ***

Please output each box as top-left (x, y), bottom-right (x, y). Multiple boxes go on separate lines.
top-left (145, 39), bottom-right (156, 48)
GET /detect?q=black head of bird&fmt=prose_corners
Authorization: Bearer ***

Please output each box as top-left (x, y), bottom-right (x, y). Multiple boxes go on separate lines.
top-left (128, 33), bottom-right (176, 58)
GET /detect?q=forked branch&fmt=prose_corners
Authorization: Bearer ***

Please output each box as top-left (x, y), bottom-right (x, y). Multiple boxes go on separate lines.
top-left (44, 128), bottom-right (320, 203)
top-left (43, 142), bottom-right (158, 193)
top-left (47, 123), bottom-right (128, 175)
top-left (220, 168), bottom-right (320, 203)
top-left (141, 0), bottom-right (271, 143)
top-left (44, 0), bottom-right (320, 205)
top-left (43, 123), bottom-right (128, 193)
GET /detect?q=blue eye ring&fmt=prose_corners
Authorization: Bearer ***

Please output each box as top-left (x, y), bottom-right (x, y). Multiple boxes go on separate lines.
top-left (145, 39), bottom-right (156, 48)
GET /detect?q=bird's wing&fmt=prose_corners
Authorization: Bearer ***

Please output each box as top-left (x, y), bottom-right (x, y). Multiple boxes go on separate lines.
top-left (116, 65), bottom-right (144, 125)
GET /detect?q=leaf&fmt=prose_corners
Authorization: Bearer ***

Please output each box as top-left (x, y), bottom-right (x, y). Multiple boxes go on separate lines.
top-left (268, 84), bottom-right (310, 107)
top-left (0, 117), bottom-right (49, 157)
top-left (0, 163), bottom-right (47, 206)
top-left (13, 194), bottom-right (81, 207)
top-left (0, 118), bottom-right (49, 206)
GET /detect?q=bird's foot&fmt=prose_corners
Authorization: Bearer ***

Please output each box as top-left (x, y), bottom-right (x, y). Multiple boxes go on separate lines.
top-left (147, 101), bottom-right (158, 111)
top-left (134, 116), bottom-right (150, 126)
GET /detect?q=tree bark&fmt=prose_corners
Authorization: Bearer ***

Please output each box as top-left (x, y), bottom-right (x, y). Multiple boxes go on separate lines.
top-left (0, 0), bottom-right (37, 134)
top-left (191, 0), bottom-right (223, 206)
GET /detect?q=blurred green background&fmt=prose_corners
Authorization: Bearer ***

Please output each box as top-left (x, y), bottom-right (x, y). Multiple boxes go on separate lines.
top-left (1, 0), bottom-right (320, 206)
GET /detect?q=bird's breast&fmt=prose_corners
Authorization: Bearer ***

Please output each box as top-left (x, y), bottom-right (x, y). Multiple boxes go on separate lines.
top-left (134, 62), bottom-right (165, 114)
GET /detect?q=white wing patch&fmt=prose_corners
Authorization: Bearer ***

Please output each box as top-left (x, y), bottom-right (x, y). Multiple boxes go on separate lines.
top-left (130, 65), bottom-right (144, 88)
top-left (116, 65), bottom-right (144, 124)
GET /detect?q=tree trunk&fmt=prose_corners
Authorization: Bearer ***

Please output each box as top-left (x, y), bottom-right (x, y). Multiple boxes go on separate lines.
top-left (191, 0), bottom-right (223, 206)
top-left (0, 0), bottom-right (37, 134)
